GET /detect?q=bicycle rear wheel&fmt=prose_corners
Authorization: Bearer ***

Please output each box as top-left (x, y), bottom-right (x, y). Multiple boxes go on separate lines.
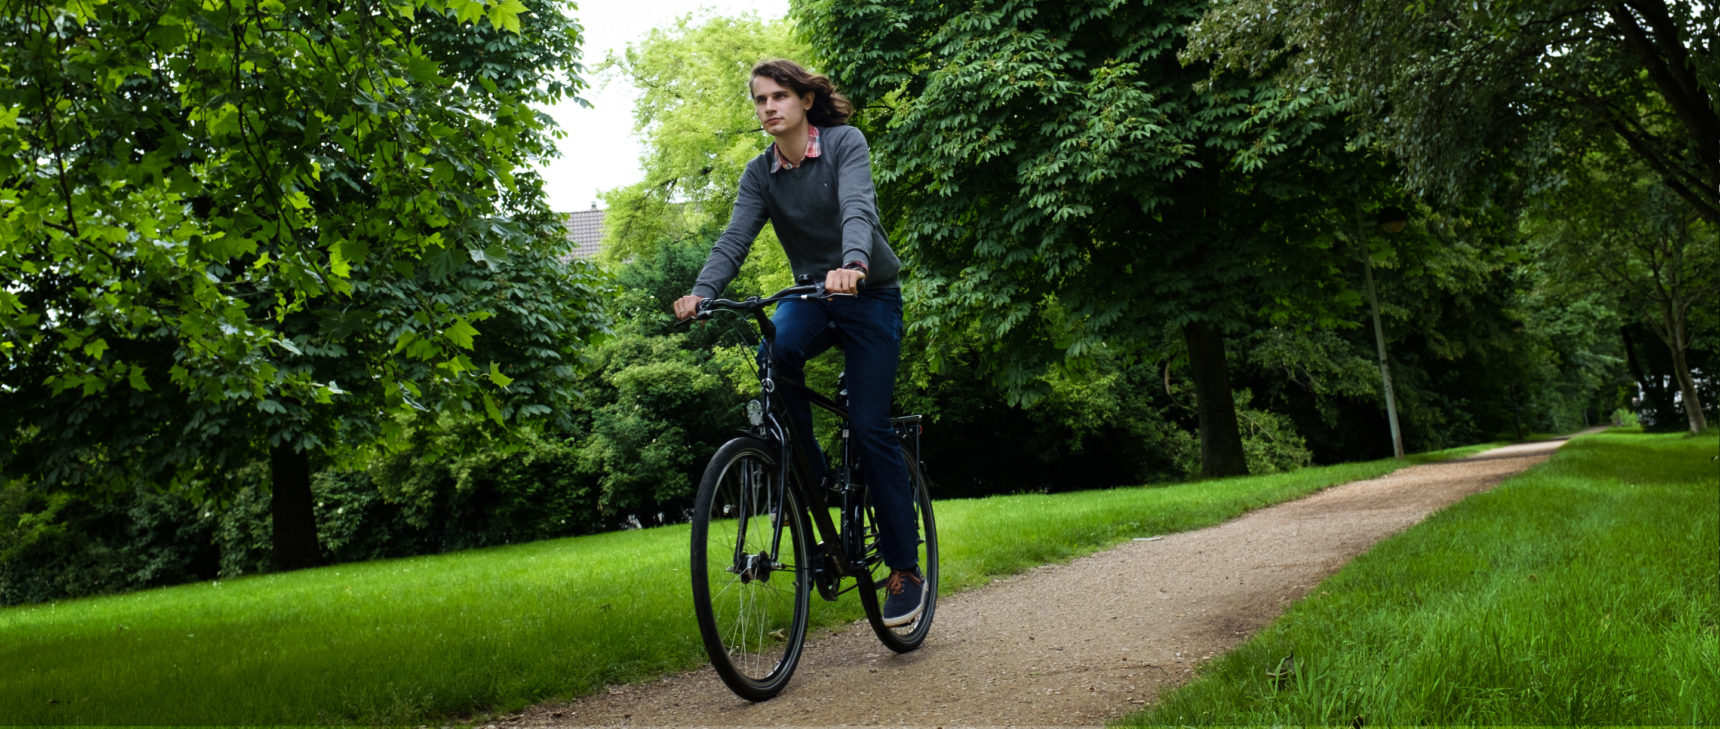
top-left (857, 447), bottom-right (938, 652)
top-left (690, 437), bottom-right (811, 701)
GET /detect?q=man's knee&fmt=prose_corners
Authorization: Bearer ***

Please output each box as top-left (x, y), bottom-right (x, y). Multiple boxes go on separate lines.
top-left (769, 341), bottom-right (810, 373)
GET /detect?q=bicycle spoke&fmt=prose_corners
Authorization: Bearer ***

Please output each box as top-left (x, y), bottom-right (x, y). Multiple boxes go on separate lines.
top-left (856, 450), bottom-right (938, 651)
top-left (691, 441), bottom-right (810, 697)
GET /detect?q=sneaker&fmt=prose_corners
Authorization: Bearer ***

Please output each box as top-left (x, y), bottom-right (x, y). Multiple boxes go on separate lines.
top-left (880, 567), bottom-right (925, 627)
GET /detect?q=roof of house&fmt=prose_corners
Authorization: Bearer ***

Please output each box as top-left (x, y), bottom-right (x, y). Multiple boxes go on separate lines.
top-left (561, 207), bottom-right (605, 259)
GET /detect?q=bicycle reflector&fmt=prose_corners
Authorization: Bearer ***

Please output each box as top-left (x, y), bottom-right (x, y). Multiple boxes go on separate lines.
top-left (747, 399), bottom-right (764, 426)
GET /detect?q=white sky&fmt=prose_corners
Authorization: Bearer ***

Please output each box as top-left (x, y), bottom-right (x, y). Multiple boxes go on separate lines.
top-left (537, 0), bottom-right (790, 212)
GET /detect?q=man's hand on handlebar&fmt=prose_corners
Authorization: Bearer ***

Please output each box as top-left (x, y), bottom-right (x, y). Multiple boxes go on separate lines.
top-left (824, 266), bottom-right (866, 295)
top-left (673, 294), bottom-right (705, 321)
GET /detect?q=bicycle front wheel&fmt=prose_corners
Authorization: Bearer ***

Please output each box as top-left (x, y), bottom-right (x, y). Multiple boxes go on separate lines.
top-left (689, 437), bottom-right (811, 701)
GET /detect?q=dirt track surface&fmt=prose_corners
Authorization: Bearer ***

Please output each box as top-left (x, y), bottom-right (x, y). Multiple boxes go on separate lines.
top-left (499, 435), bottom-right (1582, 728)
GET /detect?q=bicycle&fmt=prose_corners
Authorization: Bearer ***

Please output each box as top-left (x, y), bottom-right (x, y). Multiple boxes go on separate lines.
top-left (685, 282), bottom-right (938, 701)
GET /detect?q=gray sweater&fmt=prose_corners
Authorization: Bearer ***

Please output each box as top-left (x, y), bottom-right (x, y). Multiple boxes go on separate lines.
top-left (692, 124), bottom-right (901, 299)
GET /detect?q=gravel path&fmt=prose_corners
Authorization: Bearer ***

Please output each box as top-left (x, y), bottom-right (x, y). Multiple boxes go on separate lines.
top-left (500, 434), bottom-right (1584, 728)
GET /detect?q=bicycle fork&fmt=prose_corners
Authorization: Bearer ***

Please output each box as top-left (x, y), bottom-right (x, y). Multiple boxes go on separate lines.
top-left (730, 455), bottom-right (781, 585)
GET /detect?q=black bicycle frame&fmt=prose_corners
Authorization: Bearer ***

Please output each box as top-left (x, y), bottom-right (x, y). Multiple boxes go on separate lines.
top-left (704, 285), bottom-right (914, 592)
top-left (739, 306), bottom-right (860, 583)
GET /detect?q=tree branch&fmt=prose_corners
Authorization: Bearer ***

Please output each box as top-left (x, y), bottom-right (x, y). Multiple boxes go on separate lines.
top-left (229, 7), bottom-right (290, 246)
top-left (1605, 116), bottom-right (1720, 222)
top-left (39, 16), bottom-right (82, 242)
top-left (1607, 3), bottom-right (1719, 182)
top-left (1622, 0), bottom-right (1712, 129)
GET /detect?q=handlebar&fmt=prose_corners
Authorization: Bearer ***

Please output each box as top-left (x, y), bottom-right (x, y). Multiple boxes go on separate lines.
top-left (689, 282), bottom-right (850, 321)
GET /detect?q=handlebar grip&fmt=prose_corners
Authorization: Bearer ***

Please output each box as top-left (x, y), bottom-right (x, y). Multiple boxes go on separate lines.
top-left (672, 297), bottom-right (712, 326)
top-left (794, 272), bottom-right (865, 295)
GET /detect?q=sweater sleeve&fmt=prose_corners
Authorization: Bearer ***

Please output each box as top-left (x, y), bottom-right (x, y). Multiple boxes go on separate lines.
top-left (692, 160), bottom-right (770, 300)
top-left (830, 127), bottom-right (883, 270)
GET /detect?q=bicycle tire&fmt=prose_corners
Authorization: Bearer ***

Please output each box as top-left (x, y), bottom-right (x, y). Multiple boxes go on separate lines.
top-left (857, 447), bottom-right (938, 652)
top-left (689, 437), bottom-right (811, 701)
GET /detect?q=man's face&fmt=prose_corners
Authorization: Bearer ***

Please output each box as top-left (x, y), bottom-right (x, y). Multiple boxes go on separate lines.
top-left (752, 75), bottom-right (813, 137)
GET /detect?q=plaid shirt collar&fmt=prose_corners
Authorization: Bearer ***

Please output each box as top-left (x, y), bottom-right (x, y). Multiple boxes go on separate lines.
top-left (771, 125), bottom-right (821, 173)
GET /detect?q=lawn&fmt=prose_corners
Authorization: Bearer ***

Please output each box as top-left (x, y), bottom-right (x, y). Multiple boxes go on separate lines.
top-left (1124, 429), bottom-right (1719, 726)
top-left (0, 444), bottom-right (1488, 725)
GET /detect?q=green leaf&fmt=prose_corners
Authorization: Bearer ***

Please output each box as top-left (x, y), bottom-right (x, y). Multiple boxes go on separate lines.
top-left (488, 361), bottom-right (514, 387)
top-left (405, 53), bottom-right (442, 84)
top-left (205, 102), bottom-right (242, 138)
top-left (445, 317), bottom-right (479, 350)
top-left (128, 364), bottom-right (151, 391)
top-left (328, 242), bottom-right (352, 279)
top-left (447, 0), bottom-right (484, 24)
top-left (486, 0), bottom-right (527, 34)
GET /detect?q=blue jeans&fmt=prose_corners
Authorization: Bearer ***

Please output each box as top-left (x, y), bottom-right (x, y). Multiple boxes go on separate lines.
top-left (770, 288), bottom-right (918, 571)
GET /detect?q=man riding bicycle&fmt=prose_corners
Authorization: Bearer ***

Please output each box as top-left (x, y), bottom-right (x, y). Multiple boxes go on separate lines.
top-left (671, 59), bottom-right (924, 627)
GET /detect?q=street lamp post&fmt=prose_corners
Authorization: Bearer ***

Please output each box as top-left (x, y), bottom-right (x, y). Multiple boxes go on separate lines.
top-left (1355, 204), bottom-right (1406, 459)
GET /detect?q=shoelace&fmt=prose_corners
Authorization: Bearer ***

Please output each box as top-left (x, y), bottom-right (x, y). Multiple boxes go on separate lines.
top-left (884, 569), bottom-right (922, 595)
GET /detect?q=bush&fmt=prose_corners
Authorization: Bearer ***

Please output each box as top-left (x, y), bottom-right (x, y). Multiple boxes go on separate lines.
top-left (214, 479), bottom-right (273, 578)
top-left (1236, 390), bottom-right (1314, 474)
top-left (361, 429), bottom-right (611, 556)
top-left (2, 429), bottom-right (617, 604)
top-left (1, 482), bottom-right (219, 606)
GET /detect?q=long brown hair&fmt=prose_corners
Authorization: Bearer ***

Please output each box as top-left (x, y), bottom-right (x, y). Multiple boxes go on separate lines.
top-left (749, 59), bottom-right (853, 127)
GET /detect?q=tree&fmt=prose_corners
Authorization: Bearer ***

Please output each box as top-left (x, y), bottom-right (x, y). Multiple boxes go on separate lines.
top-left (565, 14), bottom-right (828, 518)
top-left (1188, 0), bottom-right (1720, 222)
top-left (596, 11), bottom-right (810, 262)
top-left (570, 230), bottom-right (754, 520)
top-left (1531, 155), bottom-right (1717, 433)
top-left (0, 0), bottom-right (604, 569)
top-left (794, 0), bottom-right (1403, 477)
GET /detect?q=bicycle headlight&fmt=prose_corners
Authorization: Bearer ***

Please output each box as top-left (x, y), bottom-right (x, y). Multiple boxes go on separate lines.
top-left (746, 399), bottom-right (764, 427)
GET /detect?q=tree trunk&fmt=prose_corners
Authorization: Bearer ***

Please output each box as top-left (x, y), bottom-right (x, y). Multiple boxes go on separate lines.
top-left (1182, 320), bottom-right (1249, 478)
top-left (1621, 325), bottom-right (1676, 425)
top-left (1668, 346), bottom-right (1710, 434)
top-left (270, 442), bottom-right (324, 572)
top-left (1510, 386), bottom-right (1526, 441)
top-left (1650, 294), bottom-right (1709, 434)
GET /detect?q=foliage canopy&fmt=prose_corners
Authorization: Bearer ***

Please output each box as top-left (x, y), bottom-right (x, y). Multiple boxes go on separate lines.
top-left (1188, 0), bottom-right (1720, 221)
top-left (0, 0), bottom-right (607, 566)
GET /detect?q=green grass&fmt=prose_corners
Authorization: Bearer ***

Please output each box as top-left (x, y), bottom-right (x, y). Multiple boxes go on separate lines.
top-left (1124, 430), bottom-right (1720, 727)
top-left (0, 443), bottom-right (1489, 725)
